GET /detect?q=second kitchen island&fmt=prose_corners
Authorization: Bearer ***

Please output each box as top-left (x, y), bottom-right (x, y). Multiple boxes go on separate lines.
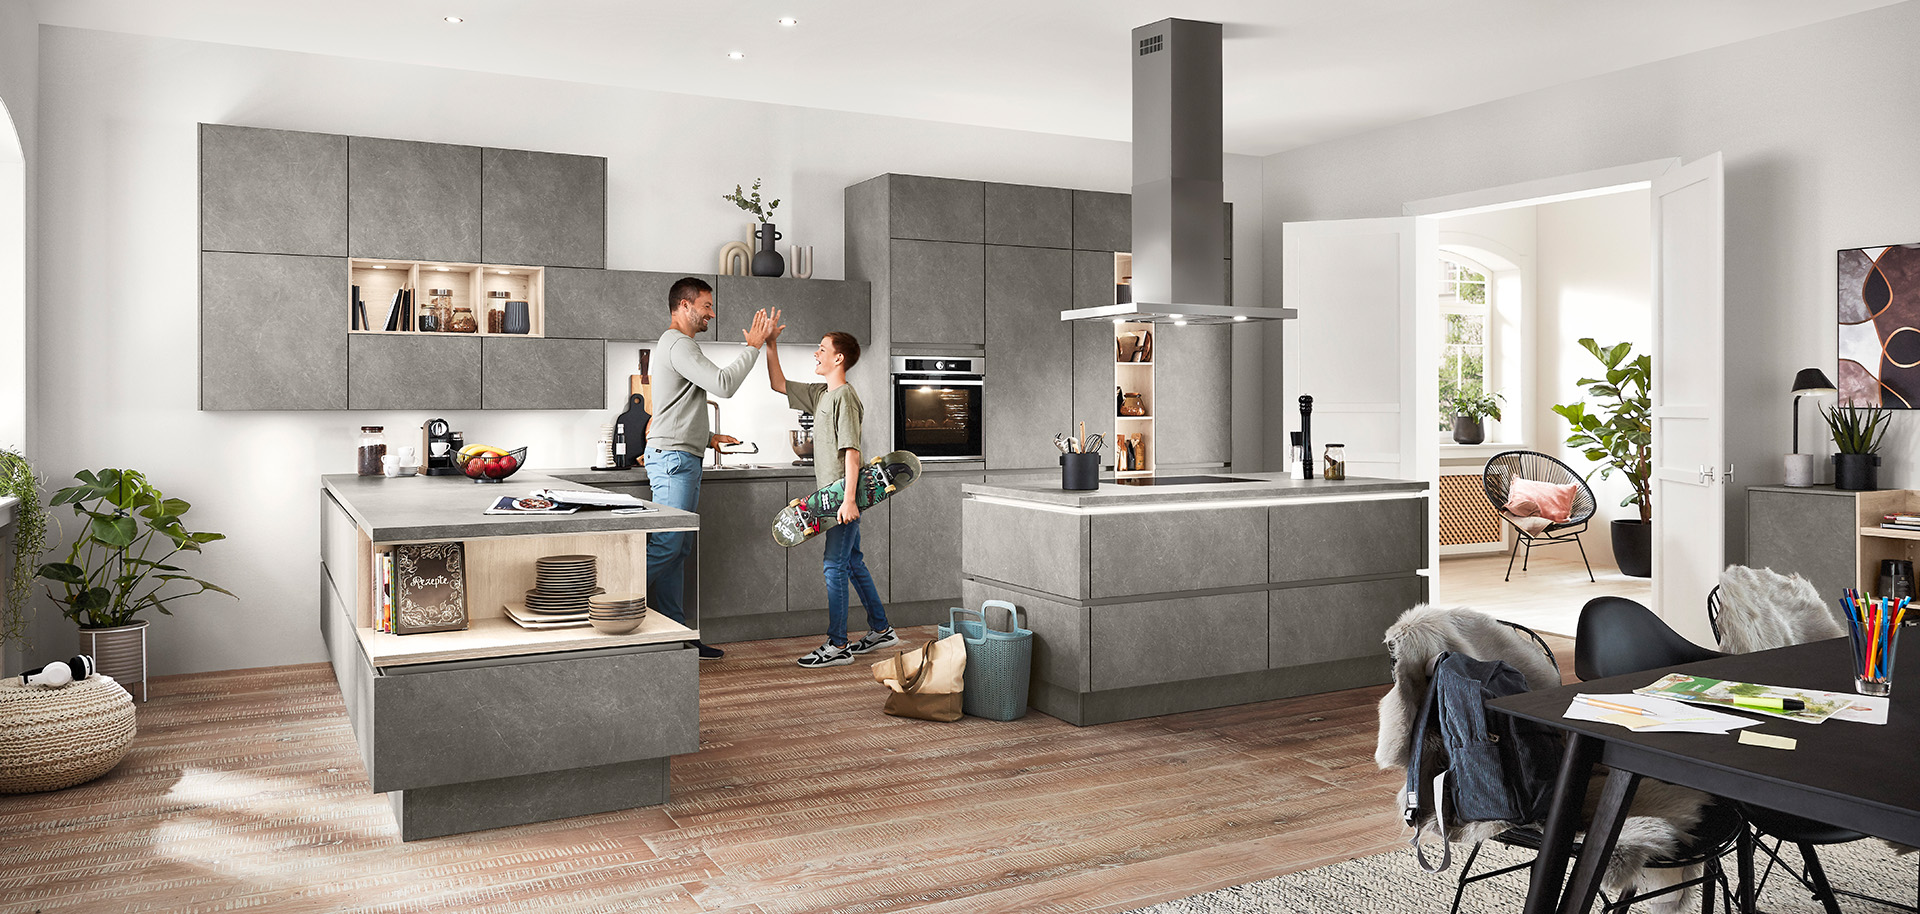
top-left (961, 473), bottom-right (1429, 725)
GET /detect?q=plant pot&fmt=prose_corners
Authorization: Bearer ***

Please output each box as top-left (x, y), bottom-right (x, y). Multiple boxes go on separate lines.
top-left (751, 223), bottom-right (786, 277)
top-left (77, 619), bottom-right (148, 702)
top-left (1834, 453), bottom-right (1881, 491)
top-left (1451, 415), bottom-right (1486, 445)
top-left (1611, 520), bottom-right (1652, 578)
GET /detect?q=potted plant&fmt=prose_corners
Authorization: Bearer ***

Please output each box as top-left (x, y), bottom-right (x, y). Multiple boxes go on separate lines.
top-left (1824, 404), bottom-right (1890, 491)
top-left (1445, 391), bottom-right (1504, 445)
top-left (1551, 338), bottom-right (1653, 577)
top-left (0, 448), bottom-right (51, 649)
top-left (722, 177), bottom-right (785, 277)
top-left (36, 468), bottom-right (232, 700)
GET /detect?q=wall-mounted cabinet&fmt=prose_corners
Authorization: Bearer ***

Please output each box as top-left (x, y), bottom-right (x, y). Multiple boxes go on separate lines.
top-left (348, 334), bottom-right (482, 410)
top-left (350, 259), bottom-right (544, 337)
top-left (347, 137), bottom-right (481, 263)
top-left (481, 147), bottom-right (607, 269)
top-left (200, 124), bottom-right (346, 257)
top-left (716, 275), bottom-right (871, 345)
top-left (201, 251), bottom-right (347, 410)
top-left (544, 269), bottom-right (713, 343)
top-left (480, 338), bottom-right (606, 410)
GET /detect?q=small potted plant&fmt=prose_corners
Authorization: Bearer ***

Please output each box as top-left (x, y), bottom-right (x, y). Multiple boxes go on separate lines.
top-left (1552, 338), bottom-right (1652, 577)
top-left (722, 178), bottom-right (785, 277)
top-left (0, 448), bottom-right (51, 650)
top-left (1445, 391), bottom-right (1504, 445)
top-left (1824, 403), bottom-right (1890, 491)
top-left (36, 468), bottom-right (233, 700)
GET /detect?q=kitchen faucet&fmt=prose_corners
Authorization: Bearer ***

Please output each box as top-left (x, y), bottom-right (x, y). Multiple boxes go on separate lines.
top-left (708, 400), bottom-right (723, 468)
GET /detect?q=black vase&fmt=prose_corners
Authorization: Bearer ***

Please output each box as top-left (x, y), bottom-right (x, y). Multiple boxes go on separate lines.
top-left (752, 223), bottom-right (786, 277)
top-left (1611, 519), bottom-right (1652, 578)
top-left (1451, 416), bottom-right (1485, 445)
top-left (1834, 453), bottom-right (1881, 491)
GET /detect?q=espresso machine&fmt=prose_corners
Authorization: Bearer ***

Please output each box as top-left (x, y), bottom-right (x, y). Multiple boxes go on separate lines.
top-left (422, 418), bottom-right (463, 475)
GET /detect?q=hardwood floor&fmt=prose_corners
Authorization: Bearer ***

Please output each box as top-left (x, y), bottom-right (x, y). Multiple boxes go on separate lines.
top-left (1435, 549), bottom-right (1654, 637)
top-left (0, 624), bottom-right (1575, 914)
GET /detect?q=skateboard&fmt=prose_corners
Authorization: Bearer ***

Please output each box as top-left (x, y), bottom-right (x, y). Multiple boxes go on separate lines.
top-left (771, 450), bottom-right (921, 547)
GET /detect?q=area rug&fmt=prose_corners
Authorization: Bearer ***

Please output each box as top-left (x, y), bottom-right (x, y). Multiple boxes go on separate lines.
top-left (1126, 838), bottom-right (1916, 913)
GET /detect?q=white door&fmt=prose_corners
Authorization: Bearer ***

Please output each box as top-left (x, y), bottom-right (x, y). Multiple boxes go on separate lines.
top-left (1649, 153), bottom-right (1726, 645)
top-left (1282, 217), bottom-right (1439, 566)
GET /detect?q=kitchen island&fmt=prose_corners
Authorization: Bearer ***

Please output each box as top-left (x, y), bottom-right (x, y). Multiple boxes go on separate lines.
top-left (961, 473), bottom-right (1429, 725)
top-left (319, 472), bottom-right (701, 840)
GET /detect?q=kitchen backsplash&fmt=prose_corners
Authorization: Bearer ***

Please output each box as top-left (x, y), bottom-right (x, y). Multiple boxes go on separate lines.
top-left (602, 340), bottom-right (825, 466)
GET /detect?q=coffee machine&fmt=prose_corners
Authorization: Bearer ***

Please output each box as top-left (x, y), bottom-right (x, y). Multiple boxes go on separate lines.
top-left (422, 418), bottom-right (463, 475)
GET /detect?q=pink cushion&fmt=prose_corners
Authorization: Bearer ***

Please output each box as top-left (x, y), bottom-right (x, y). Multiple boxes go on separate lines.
top-left (1504, 477), bottom-right (1579, 523)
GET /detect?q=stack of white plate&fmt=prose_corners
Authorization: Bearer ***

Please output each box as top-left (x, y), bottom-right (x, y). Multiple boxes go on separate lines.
top-left (524, 555), bottom-right (601, 618)
top-left (587, 592), bottom-right (648, 634)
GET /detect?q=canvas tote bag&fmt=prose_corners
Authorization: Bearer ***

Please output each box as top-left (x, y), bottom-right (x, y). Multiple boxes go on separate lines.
top-left (870, 633), bottom-right (967, 721)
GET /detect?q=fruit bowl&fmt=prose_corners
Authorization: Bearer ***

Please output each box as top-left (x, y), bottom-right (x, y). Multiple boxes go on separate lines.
top-left (461, 446), bottom-right (527, 484)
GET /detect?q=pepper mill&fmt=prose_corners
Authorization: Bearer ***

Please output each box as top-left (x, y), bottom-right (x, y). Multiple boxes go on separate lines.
top-left (1298, 395), bottom-right (1315, 480)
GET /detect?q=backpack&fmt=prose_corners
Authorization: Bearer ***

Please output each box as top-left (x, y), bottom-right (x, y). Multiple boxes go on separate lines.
top-left (1401, 650), bottom-right (1564, 872)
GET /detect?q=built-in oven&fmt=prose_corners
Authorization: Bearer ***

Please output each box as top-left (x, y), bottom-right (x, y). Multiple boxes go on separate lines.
top-left (891, 356), bottom-right (985, 461)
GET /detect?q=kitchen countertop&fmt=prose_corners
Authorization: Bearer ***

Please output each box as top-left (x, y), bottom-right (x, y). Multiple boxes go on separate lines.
top-left (548, 459), bottom-right (992, 487)
top-left (963, 472), bottom-right (1427, 510)
top-left (323, 472), bottom-right (699, 542)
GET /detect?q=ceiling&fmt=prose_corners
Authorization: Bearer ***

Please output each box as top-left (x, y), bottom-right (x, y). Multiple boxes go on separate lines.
top-left (34, 0), bottom-right (1904, 156)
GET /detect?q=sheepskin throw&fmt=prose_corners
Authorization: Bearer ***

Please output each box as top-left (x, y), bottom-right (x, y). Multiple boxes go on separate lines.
top-left (1375, 604), bottom-right (1711, 911)
top-left (1716, 565), bottom-right (1845, 654)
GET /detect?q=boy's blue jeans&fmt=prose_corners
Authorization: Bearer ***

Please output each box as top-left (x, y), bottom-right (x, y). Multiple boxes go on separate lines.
top-left (823, 518), bottom-right (888, 647)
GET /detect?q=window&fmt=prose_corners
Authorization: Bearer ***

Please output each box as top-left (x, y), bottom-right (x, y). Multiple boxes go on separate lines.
top-left (1437, 256), bottom-right (1491, 432)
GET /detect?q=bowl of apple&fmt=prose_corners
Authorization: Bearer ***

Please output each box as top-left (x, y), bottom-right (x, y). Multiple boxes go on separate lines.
top-left (459, 445), bottom-right (526, 483)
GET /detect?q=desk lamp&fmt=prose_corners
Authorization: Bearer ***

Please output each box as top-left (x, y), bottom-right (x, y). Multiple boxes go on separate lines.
top-left (1784, 367), bottom-right (1836, 487)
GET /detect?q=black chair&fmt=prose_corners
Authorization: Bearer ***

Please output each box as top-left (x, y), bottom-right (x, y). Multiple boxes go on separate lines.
top-left (1483, 450), bottom-right (1597, 583)
top-left (1574, 596), bottom-right (1743, 912)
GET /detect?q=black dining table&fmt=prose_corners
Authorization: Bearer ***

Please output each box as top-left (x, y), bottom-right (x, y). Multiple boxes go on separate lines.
top-left (1488, 636), bottom-right (1918, 914)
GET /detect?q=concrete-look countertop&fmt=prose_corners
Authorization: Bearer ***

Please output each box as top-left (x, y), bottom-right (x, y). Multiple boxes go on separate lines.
top-left (323, 472), bottom-right (699, 542)
top-left (548, 459), bottom-right (992, 488)
top-left (963, 472), bottom-right (1427, 510)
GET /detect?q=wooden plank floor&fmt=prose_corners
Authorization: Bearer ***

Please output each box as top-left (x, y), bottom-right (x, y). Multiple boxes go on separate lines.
top-left (1436, 551), bottom-right (1654, 637)
top-left (0, 626), bottom-right (1575, 914)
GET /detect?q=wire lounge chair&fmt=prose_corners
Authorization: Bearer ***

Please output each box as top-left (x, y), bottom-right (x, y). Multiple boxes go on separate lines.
top-left (1482, 450), bottom-right (1596, 583)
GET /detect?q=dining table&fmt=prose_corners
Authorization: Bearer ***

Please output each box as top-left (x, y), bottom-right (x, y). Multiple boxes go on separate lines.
top-left (1488, 636), bottom-right (1917, 914)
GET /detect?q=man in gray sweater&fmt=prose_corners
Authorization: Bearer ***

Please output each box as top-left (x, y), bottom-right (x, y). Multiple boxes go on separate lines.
top-left (646, 277), bottom-right (778, 660)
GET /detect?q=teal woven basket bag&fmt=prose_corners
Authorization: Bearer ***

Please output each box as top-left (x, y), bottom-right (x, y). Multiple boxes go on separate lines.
top-left (937, 600), bottom-right (1033, 721)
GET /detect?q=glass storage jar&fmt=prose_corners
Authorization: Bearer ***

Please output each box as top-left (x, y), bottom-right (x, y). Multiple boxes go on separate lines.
top-left (1322, 443), bottom-right (1346, 481)
top-left (426, 288), bottom-right (454, 333)
top-left (448, 306), bottom-right (478, 333)
top-left (487, 290), bottom-right (511, 333)
top-left (357, 426), bottom-right (387, 476)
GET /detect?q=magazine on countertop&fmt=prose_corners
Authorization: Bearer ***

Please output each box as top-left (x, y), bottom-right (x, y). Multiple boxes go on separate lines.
top-left (1632, 674), bottom-right (1849, 724)
top-left (484, 495), bottom-right (579, 515)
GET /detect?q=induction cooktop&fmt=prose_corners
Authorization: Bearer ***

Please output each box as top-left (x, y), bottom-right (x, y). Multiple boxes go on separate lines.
top-left (1114, 475), bottom-right (1258, 486)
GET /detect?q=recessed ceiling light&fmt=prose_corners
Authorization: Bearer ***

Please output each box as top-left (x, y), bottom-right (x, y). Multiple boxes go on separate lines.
top-left (726, 50), bottom-right (746, 60)
top-left (777, 17), bottom-right (799, 26)
top-left (443, 16), bottom-right (463, 24)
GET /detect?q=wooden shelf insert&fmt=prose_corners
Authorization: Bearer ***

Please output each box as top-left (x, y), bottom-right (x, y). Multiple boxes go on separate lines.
top-left (351, 258), bottom-right (546, 337)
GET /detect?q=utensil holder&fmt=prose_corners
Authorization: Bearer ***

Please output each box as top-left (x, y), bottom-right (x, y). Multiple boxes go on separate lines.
top-left (1061, 452), bottom-right (1099, 490)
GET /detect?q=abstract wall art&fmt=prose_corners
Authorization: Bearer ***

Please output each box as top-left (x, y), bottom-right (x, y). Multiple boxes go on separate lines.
top-left (1838, 243), bottom-right (1920, 408)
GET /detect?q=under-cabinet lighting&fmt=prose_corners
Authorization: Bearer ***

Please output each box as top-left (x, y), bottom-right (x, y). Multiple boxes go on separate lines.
top-left (1112, 318), bottom-right (1125, 325)
top-left (443, 16), bottom-right (463, 24)
top-left (1234, 315), bottom-right (1248, 321)
top-left (372, 265), bottom-right (387, 269)
top-left (1174, 321), bottom-right (1188, 326)
top-left (1169, 314), bottom-right (1183, 320)
top-left (435, 267), bottom-right (449, 272)
top-left (726, 51), bottom-right (746, 60)
top-left (497, 270), bottom-right (510, 275)
top-left (919, 386), bottom-right (934, 392)
top-left (777, 17), bottom-right (799, 26)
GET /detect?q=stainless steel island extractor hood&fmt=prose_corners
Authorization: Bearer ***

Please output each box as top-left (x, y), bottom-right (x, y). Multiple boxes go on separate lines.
top-left (1062, 18), bottom-right (1295, 325)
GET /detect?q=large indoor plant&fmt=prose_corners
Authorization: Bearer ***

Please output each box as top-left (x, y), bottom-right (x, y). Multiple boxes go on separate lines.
top-left (0, 448), bottom-right (50, 649)
top-left (1551, 338), bottom-right (1653, 577)
top-left (36, 468), bottom-right (232, 699)
top-left (1445, 391), bottom-right (1504, 445)
top-left (1824, 404), bottom-right (1890, 491)
top-left (722, 177), bottom-right (786, 277)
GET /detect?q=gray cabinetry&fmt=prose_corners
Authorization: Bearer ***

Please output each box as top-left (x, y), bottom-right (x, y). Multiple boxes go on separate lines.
top-left (202, 252), bottom-right (347, 410)
top-left (1269, 576), bottom-right (1426, 669)
top-left (697, 480), bottom-right (789, 618)
top-left (545, 268), bottom-right (705, 342)
top-left (1747, 486), bottom-right (1858, 602)
top-left (480, 337), bottom-right (606, 409)
top-left (200, 124), bottom-right (346, 257)
top-left (347, 137), bottom-right (481, 263)
top-left (1152, 324), bottom-right (1232, 466)
top-left (1090, 592), bottom-right (1267, 691)
top-left (890, 239), bottom-right (984, 345)
top-left (984, 245), bottom-right (1072, 469)
top-left (1270, 498), bottom-right (1427, 582)
top-left (786, 479), bottom-right (892, 613)
top-left (482, 148), bottom-right (606, 268)
top-left (1072, 251), bottom-right (1120, 458)
top-left (1072, 190), bottom-right (1129, 252)
top-left (985, 183), bottom-right (1072, 249)
top-left (888, 175), bottom-right (983, 243)
top-left (348, 335), bottom-right (482, 409)
top-left (717, 276), bottom-right (871, 345)
top-left (891, 471), bottom-right (980, 604)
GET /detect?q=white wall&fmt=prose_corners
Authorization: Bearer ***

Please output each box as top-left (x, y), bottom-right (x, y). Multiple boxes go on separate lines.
top-left (0, 2), bottom-right (34, 677)
top-left (31, 26), bottom-right (1265, 674)
top-left (1261, 0), bottom-right (1920, 563)
top-left (1533, 191), bottom-right (1652, 564)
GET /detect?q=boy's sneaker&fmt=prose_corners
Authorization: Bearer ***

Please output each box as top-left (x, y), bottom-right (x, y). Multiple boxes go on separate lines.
top-left (797, 643), bottom-right (854, 668)
top-left (850, 628), bottom-right (901, 655)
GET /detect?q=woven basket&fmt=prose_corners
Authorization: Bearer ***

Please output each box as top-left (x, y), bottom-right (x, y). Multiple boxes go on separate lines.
top-left (0, 675), bottom-right (137, 794)
top-left (937, 601), bottom-right (1033, 721)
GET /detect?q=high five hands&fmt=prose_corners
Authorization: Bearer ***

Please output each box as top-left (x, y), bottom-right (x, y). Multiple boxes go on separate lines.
top-left (744, 308), bottom-right (786, 348)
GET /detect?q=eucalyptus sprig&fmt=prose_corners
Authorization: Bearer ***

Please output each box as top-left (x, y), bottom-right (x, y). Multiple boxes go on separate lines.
top-left (1551, 338), bottom-right (1652, 522)
top-left (722, 178), bottom-right (781, 223)
top-left (0, 448), bottom-right (50, 647)
top-left (1824, 404), bottom-right (1891, 455)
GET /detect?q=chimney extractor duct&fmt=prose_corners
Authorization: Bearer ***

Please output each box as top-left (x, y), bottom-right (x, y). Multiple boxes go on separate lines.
top-left (1062, 18), bottom-right (1295, 325)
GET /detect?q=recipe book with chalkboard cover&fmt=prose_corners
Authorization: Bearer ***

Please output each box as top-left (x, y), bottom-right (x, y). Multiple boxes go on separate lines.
top-left (393, 541), bottom-right (469, 635)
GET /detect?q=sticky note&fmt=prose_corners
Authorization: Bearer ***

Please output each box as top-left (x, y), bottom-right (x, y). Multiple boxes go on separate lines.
top-left (1738, 731), bottom-right (1797, 750)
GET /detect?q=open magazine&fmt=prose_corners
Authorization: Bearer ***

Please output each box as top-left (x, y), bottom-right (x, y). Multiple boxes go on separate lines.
top-left (484, 495), bottom-right (579, 515)
top-left (1632, 674), bottom-right (1850, 724)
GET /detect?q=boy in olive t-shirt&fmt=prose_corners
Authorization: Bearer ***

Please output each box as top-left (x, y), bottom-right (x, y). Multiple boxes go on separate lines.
top-left (763, 317), bottom-right (897, 668)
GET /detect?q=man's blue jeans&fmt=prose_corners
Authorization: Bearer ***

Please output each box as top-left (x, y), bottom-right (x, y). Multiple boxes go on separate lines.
top-left (644, 447), bottom-right (702, 625)
top-left (823, 518), bottom-right (889, 647)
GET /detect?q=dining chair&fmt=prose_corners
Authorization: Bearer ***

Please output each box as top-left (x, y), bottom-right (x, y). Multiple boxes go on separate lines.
top-left (1482, 450), bottom-right (1597, 583)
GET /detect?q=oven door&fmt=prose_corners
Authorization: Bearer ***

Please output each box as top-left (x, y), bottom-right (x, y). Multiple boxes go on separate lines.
top-left (893, 375), bottom-right (984, 460)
